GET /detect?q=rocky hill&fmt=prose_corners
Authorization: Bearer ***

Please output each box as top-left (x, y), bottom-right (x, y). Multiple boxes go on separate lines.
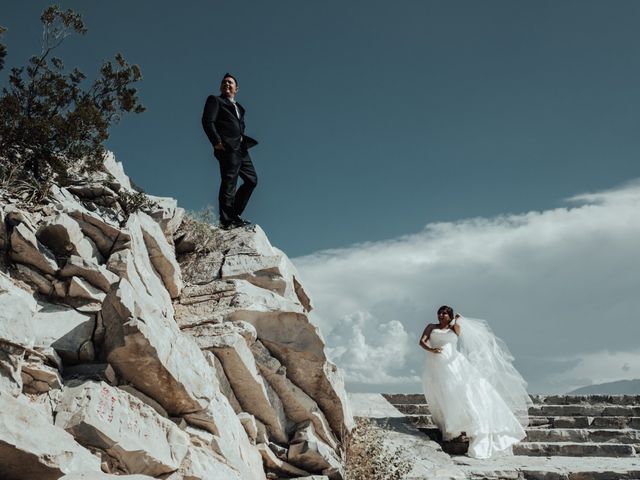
top-left (0, 152), bottom-right (353, 480)
top-left (570, 379), bottom-right (640, 395)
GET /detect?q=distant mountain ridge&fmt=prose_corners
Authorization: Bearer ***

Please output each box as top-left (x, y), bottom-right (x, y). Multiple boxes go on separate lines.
top-left (569, 379), bottom-right (640, 394)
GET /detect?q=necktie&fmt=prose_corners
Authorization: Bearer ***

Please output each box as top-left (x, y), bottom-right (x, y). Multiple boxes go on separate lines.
top-left (231, 100), bottom-right (240, 118)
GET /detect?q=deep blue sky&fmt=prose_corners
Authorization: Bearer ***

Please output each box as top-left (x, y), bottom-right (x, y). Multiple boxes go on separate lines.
top-left (3, 1), bottom-right (640, 256)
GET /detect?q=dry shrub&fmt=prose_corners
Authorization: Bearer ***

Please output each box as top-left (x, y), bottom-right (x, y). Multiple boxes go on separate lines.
top-left (174, 206), bottom-right (223, 284)
top-left (344, 417), bottom-right (412, 480)
top-left (179, 206), bottom-right (219, 253)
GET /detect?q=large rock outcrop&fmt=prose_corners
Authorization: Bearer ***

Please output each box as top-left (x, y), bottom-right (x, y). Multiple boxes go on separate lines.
top-left (0, 151), bottom-right (351, 479)
top-left (0, 392), bottom-right (102, 479)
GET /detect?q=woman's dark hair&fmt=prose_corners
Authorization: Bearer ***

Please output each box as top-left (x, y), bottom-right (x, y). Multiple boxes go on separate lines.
top-left (437, 305), bottom-right (454, 319)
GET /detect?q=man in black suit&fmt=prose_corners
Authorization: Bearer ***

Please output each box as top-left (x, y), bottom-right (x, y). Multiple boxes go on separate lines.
top-left (202, 73), bottom-right (259, 229)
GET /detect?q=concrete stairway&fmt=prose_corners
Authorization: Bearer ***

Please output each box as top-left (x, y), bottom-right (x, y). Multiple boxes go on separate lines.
top-left (383, 393), bottom-right (640, 479)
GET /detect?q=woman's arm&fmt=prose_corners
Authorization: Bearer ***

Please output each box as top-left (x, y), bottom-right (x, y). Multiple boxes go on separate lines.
top-left (418, 324), bottom-right (441, 353)
top-left (452, 314), bottom-right (461, 336)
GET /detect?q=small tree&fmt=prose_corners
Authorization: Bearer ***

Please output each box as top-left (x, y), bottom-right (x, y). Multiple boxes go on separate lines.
top-left (0, 6), bottom-right (144, 200)
top-left (0, 26), bottom-right (6, 72)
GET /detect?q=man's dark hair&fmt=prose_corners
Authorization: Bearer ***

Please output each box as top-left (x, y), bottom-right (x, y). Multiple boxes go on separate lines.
top-left (222, 72), bottom-right (238, 86)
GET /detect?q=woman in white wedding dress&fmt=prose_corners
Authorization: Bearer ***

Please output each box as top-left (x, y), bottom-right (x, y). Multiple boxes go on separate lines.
top-left (418, 305), bottom-right (532, 459)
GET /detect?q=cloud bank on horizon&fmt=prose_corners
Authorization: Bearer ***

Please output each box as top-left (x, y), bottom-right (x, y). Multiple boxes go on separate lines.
top-left (293, 181), bottom-right (640, 394)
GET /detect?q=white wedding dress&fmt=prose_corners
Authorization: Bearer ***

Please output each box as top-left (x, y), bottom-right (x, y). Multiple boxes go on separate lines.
top-left (421, 317), bottom-right (530, 459)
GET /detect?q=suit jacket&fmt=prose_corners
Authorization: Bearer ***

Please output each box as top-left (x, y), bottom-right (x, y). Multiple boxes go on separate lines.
top-left (201, 95), bottom-right (258, 151)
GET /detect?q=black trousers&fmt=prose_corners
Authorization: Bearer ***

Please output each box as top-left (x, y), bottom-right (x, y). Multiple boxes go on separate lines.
top-left (214, 147), bottom-right (258, 224)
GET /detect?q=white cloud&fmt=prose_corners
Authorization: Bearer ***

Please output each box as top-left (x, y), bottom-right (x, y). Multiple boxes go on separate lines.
top-left (293, 180), bottom-right (640, 394)
top-left (325, 311), bottom-right (418, 385)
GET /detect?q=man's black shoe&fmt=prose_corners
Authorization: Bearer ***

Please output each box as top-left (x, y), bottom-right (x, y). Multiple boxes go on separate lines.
top-left (220, 218), bottom-right (250, 230)
top-left (220, 221), bottom-right (236, 230)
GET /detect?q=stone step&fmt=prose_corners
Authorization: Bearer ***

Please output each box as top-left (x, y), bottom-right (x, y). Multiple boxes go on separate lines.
top-left (418, 426), bottom-right (639, 457)
top-left (456, 457), bottom-right (640, 480)
top-left (529, 405), bottom-right (640, 417)
top-left (394, 403), bottom-right (430, 415)
top-left (416, 420), bottom-right (640, 444)
top-left (395, 402), bottom-right (640, 417)
top-left (385, 393), bottom-right (640, 406)
top-left (406, 413), bottom-right (640, 431)
top-left (525, 428), bottom-right (640, 445)
top-left (358, 395), bottom-right (640, 479)
top-left (382, 393), bottom-right (426, 404)
top-left (519, 468), bottom-right (640, 480)
top-left (530, 394), bottom-right (640, 406)
top-left (406, 413), bottom-right (434, 426)
top-left (407, 418), bottom-right (640, 447)
top-left (528, 415), bottom-right (640, 429)
top-left (513, 441), bottom-right (636, 457)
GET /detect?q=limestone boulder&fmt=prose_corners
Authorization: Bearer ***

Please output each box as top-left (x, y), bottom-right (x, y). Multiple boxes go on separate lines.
top-left (2, 204), bottom-right (39, 231)
top-left (166, 446), bottom-right (242, 480)
top-left (68, 276), bottom-right (107, 303)
top-left (102, 150), bottom-right (133, 191)
top-left (0, 341), bottom-right (25, 396)
top-left (55, 381), bottom-right (189, 476)
top-left (255, 418), bottom-right (269, 444)
top-left (258, 443), bottom-right (311, 478)
top-left (174, 280), bottom-right (236, 329)
top-left (0, 392), bottom-right (101, 479)
top-left (184, 425), bottom-right (216, 448)
top-left (101, 278), bottom-right (214, 415)
top-left (107, 212), bottom-right (174, 317)
top-left (23, 387), bottom-right (62, 424)
top-left (0, 206), bottom-right (7, 250)
top-left (119, 384), bottom-right (169, 418)
top-left (63, 363), bottom-right (117, 385)
top-left (206, 351), bottom-right (242, 413)
top-left (174, 226), bottom-right (199, 254)
top-left (224, 280), bottom-right (354, 436)
top-left (66, 183), bottom-right (120, 204)
top-left (107, 248), bottom-right (170, 318)
top-left (49, 184), bottom-right (87, 212)
top-left (33, 345), bottom-right (62, 370)
top-left (183, 392), bottom-right (266, 480)
top-left (252, 340), bottom-right (338, 449)
top-left (146, 194), bottom-right (186, 238)
top-left (136, 210), bottom-right (183, 298)
top-left (37, 213), bottom-right (103, 263)
top-left (13, 263), bottom-right (55, 296)
top-left (0, 151), bottom-right (356, 480)
top-left (238, 412), bottom-right (259, 443)
top-left (61, 473), bottom-right (154, 479)
top-left (102, 279), bottom-right (264, 478)
top-left (288, 422), bottom-right (342, 478)
top-left (0, 272), bottom-right (37, 390)
top-left (183, 318), bottom-right (257, 349)
top-left (9, 222), bottom-right (59, 275)
top-left (178, 248), bottom-right (225, 285)
top-left (68, 209), bottom-right (130, 258)
top-left (21, 353), bottom-right (62, 394)
top-left (218, 225), bottom-right (312, 310)
top-left (61, 255), bottom-right (119, 292)
top-left (179, 280), bottom-right (237, 305)
top-left (0, 270), bottom-right (38, 346)
top-left (80, 340), bottom-right (96, 363)
top-left (32, 303), bottom-right (95, 364)
top-left (189, 321), bottom-right (288, 443)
